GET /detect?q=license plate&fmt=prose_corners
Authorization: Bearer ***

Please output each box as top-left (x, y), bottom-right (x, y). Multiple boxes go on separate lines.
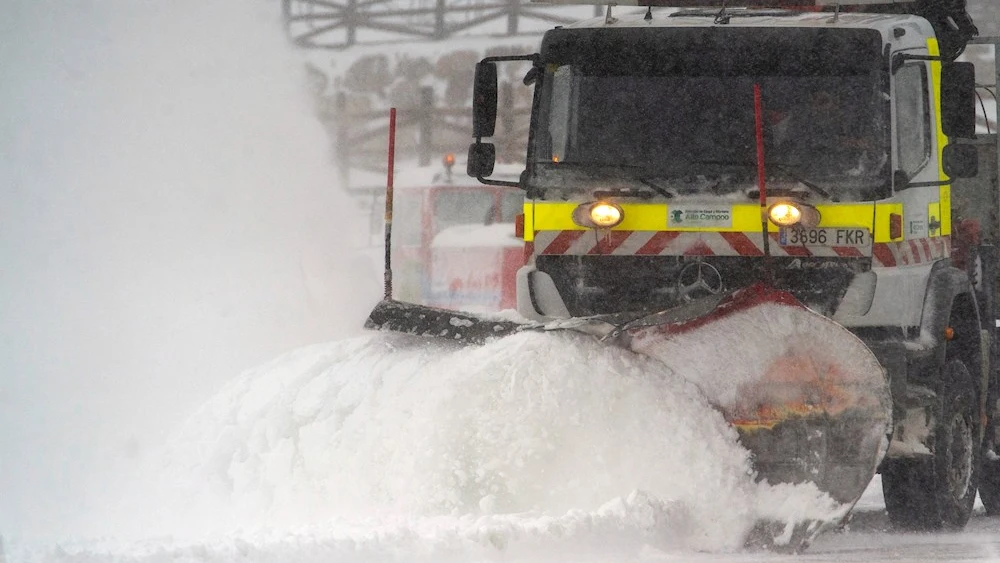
top-left (779, 227), bottom-right (870, 248)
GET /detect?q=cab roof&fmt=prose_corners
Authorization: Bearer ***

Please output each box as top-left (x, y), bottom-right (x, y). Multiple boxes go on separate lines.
top-left (558, 8), bottom-right (935, 48)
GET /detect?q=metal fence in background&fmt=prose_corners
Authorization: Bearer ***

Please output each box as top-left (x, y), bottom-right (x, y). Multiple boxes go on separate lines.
top-left (282, 0), bottom-right (593, 49)
top-left (284, 0), bottom-right (594, 188)
top-left (319, 81), bottom-right (529, 189)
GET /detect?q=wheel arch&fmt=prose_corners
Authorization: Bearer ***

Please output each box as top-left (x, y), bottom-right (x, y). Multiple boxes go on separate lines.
top-left (919, 261), bottom-right (984, 403)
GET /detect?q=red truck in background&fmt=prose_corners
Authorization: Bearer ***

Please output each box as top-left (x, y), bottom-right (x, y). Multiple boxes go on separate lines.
top-left (360, 160), bottom-right (524, 313)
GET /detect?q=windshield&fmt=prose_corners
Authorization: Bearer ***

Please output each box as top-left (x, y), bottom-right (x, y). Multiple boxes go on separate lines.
top-left (531, 27), bottom-right (889, 201)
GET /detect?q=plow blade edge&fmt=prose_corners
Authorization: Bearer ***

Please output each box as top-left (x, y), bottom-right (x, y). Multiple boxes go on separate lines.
top-left (365, 298), bottom-right (532, 343)
top-left (624, 284), bottom-right (892, 547)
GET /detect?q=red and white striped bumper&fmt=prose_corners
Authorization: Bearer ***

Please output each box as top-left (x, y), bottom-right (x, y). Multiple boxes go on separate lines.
top-left (534, 230), bottom-right (950, 268)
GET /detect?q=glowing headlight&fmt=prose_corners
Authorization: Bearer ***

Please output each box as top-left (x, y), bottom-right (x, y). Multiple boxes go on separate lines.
top-left (768, 203), bottom-right (802, 226)
top-left (590, 203), bottom-right (623, 227)
top-left (767, 202), bottom-right (821, 228)
top-left (573, 201), bottom-right (624, 229)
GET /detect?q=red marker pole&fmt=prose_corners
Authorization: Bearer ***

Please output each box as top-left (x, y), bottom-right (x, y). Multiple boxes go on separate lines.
top-left (383, 107), bottom-right (397, 300)
top-left (753, 84), bottom-right (773, 280)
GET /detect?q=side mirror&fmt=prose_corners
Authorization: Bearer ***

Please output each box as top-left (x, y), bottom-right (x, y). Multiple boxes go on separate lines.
top-left (941, 62), bottom-right (977, 139)
top-left (472, 62), bottom-right (498, 138)
top-left (467, 142), bottom-right (496, 178)
top-left (943, 143), bottom-right (979, 178)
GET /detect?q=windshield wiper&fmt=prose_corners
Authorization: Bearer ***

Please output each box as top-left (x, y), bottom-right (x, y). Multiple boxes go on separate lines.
top-left (687, 159), bottom-right (830, 200)
top-left (687, 159), bottom-right (756, 167)
top-left (768, 163), bottom-right (830, 199)
top-left (639, 178), bottom-right (674, 199)
top-left (542, 161), bottom-right (644, 170)
top-left (541, 161), bottom-right (676, 198)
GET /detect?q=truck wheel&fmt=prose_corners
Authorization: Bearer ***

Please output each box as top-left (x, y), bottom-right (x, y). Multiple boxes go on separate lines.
top-left (882, 359), bottom-right (979, 530)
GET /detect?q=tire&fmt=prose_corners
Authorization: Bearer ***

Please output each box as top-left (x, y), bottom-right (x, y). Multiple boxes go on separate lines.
top-left (882, 359), bottom-right (979, 530)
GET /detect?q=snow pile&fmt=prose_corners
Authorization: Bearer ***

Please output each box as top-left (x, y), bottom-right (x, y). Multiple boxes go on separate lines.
top-left (67, 328), bottom-right (849, 560)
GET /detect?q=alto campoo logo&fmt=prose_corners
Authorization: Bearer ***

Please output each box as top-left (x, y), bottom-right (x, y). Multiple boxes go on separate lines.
top-left (667, 206), bottom-right (732, 228)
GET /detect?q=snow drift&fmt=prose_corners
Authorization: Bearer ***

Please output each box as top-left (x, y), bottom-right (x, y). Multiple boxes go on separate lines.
top-left (48, 328), bottom-right (845, 561)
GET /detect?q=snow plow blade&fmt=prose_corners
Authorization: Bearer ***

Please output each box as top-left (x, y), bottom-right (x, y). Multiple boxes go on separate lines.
top-left (622, 284), bottom-right (892, 548)
top-left (365, 284), bottom-right (891, 549)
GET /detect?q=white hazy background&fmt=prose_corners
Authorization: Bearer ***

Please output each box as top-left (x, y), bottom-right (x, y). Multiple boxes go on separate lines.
top-left (0, 0), bottom-right (380, 539)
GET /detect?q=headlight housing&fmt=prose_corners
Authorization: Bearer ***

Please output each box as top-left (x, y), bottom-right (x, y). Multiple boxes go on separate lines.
top-left (573, 201), bottom-right (624, 229)
top-left (767, 201), bottom-right (820, 228)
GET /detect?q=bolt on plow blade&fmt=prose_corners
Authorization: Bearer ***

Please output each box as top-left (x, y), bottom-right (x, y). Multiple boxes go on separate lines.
top-left (623, 284), bottom-right (892, 550)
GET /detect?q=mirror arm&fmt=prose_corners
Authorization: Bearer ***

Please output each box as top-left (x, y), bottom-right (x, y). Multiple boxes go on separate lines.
top-left (481, 53), bottom-right (540, 65)
top-left (477, 176), bottom-right (520, 187)
top-left (891, 53), bottom-right (941, 74)
top-left (905, 179), bottom-right (953, 188)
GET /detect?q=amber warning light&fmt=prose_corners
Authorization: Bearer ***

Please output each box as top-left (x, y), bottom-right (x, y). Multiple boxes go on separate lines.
top-left (442, 152), bottom-right (456, 181)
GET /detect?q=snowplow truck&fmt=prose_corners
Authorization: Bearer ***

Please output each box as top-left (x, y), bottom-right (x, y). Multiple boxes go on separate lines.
top-left (366, 0), bottom-right (1000, 546)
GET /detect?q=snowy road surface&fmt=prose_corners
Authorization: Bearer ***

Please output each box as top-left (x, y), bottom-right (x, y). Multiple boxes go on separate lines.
top-left (8, 499), bottom-right (1000, 562)
top-left (804, 511), bottom-right (1000, 563)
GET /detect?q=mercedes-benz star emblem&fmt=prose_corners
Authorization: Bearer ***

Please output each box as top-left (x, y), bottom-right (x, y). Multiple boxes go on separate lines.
top-left (677, 261), bottom-right (724, 301)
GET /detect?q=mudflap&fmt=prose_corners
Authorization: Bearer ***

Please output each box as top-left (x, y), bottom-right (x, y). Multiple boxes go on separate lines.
top-left (622, 284), bottom-right (892, 551)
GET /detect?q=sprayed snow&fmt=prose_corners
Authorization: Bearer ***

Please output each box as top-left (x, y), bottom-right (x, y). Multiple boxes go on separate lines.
top-left (149, 331), bottom-right (758, 550)
top-left (24, 326), bottom-right (858, 560)
top-left (0, 0), bottom-right (381, 541)
top-left (885, 408), bottom-right (933, 457)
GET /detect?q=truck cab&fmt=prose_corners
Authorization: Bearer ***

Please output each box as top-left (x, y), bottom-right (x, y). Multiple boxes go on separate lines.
top-left (468, 0), bottom-right (999, 531)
